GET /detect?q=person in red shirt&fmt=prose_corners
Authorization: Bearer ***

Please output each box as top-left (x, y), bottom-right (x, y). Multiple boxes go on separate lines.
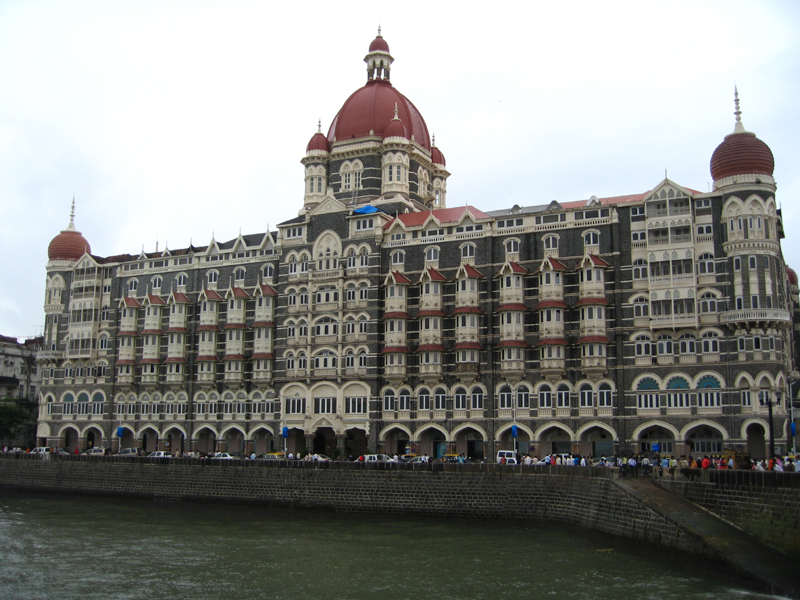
top-left (701, 456), bottom-right (711, 469)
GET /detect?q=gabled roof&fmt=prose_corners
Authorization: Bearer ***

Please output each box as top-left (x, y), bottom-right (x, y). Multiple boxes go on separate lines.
top-left (534, 257), bottom-right (568, 273)
top-left (121, 297), bottom-right (141, 308)
top-left (454, 264), bottom-right (485, 280)
top-left (420, 267), bottom-right (447, 282)
top-left (229, 287), bottom-right (251, 299)
top-left (587, 255), bottom-right (610, 267)
top-left (146, 294), bottom-right (166, 305)
top-left (171, 292), bottom-right (191, 304)
top-left (383, 205), bottom-right (492, 230)
top-left (496, 261), bottom-right (528, 276)
top-left (387, 271), bottom-right (412, 285)
top-left (201, 289), bottom-right (224, 301)
top-left (259, 284), bottom-right (278, 296)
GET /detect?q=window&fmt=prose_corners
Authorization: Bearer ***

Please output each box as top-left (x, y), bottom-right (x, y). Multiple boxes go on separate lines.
top-left (128, 280), bottom-right (138, 293)
top-left (544, 236), bottom-right (558, 250)
top-left (734, 257), bottom-right (741, 271)
top-left (579, 385), bottom-right (593, 407)
top-left (151, 276), bottom-right (162, 290)
top-left (392, 251), bottom-right (404, 265)
top-left (698, 254), bottom-right (715, 274)
top-left (454, 388), bottom-right (468, 410)
top-left (505, 239), bottom-right (519, 255)
top-left (262, 264), bottom-right (274, 279)
top-left (461, 244), bottom-right (475, 258)
top-left (383, 391), bottom-right (396, 411)
top-left (556, 385), bottom-right (570, 408)
top-left (632, 259), bottom-right (647, 280)
top-left (631, 206), bottom-right (645, 217)
top-left (434, 389), bottom-right (446, 410)
top-left (346, 396), bottom-right (367, 414)
top-left (584, 231), bottom-right (599, 246)
top-left (234, 268), bottom-right (245, 282)
top-left (207, 272), bottom-right (218, 284)
top-left (286, 227), bottom-right (303, 239)
top-left (425, 247), bottom-right (439, 262)
top-left (598, 384), bottom-right (613, 407)
top-left (355, 218), bottom-right (373, 231)
top-left (631, 231), bottom-right (646, 242)
top-left (701, 332), bottom-right (719, 353)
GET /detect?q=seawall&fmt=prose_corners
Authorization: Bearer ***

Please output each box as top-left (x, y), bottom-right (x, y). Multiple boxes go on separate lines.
top-left (1, 456), bottom-right (798, 569)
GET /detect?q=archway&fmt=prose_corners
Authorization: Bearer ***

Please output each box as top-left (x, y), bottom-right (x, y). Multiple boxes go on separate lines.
top-left (85, 426), bottom-right (103, 450)
top-left (578, 425), bottom-right (615, 459)
top-left (196, 428), bottom-right (216, 455)
top-left (140, 427), bottom-right (159, 453)
top-left (638, 425), bottom-right (676, 456)
top-left (746, 422), bottom-right (767, 460)
top-left (418, 427), bottom-right (447, 458)
top-left (164, 427), bottom-right (185, 456)
top-left (538, 425), bottom-right (571, 455)
top-left (118, 427), bottom-right (136, 451)
top-left (453, 426), bottom-right (486, 461)
top-left (498, 425), bottom-right (530, 456)
top-left (684, 424), bottom-right (723, 459)
top-left (382, 426), bottom-right (410, 457)
top-left (286, 427), bottom-right (305, 456)
top-left (62, 427), bottom-right (79, 453)
top-left (222, 428), bottom-right (245, 454)
top-left (344, 428), bottom-right (367, 460)
top-left (313, 427), bottom-right (336, 456)
top-left (251, 427), bottom-right (274, 455)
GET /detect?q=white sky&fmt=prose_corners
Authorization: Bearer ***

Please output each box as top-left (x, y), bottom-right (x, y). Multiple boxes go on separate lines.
top-left (1, 0), bottom-right (799, 339)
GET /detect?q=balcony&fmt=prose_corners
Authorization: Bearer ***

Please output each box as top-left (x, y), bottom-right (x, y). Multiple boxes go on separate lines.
top-left (720, 309), bottom-right (791, 326)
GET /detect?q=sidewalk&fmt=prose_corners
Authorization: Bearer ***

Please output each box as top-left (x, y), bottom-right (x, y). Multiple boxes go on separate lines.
top-left (616, 477), bottom-right (798, 599)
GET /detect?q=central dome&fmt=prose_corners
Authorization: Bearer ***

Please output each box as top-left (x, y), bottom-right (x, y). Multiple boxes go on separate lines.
top-left (327, 79), bottom-right (431, 151)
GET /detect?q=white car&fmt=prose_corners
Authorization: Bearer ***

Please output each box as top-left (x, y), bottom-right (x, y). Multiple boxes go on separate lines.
top-left (148, 451), bottom-right (172, 458)
top-left (83, 447), bottom-right (107, 457)
top-left (211, 452), bottom-right (235, 459)
top-left (31, 447), bottom-right (53, 455)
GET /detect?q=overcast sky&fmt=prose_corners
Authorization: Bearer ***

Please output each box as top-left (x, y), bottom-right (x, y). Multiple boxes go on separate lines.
top-left (1, 0), bottom-right (799, 339)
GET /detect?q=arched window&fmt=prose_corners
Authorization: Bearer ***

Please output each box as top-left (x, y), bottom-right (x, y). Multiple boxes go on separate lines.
top-left (634, 335), bottom-right (652, 356)
top-left (556, 385), bottom-right (570, 407)
top-left (461, 244), bottom-right (475, 258)
top-left (454, 387), bottom-right (468, 410)
top-left (538, 385), bottom-right (552, 408)
top-left (544, 236), bottom-right (558, 250)
top-left (579, 384), bottom-right (593, 407)
top-left (498, 385), bottom-right (512, 409)
top-left (636, 378), bottom-right (659, 409)
top-left (425, 247), bottom-right (439, 262)
top-left (633, 296), bottom-right (649, 317)
top-left (697, 376), bottom-right (721, 407)
top-left (666, 377), bottom-right (690, 408)
top-left (701, 332), bottom-right (719, 353)
top-left (176, 273), bottom-right (187, 287)
top-left (679, 334), bottom-right (696, 354)
top-left (632, 259), bottom-right (648, 279)
top-left (207, 271), bottom-right (218, 284)
top-left (505, 239), bottom-right (519, 255)
top-left (262, 264), bottom-right (274, 279)
top-left (584, 231), bottom-right (599, 247)
top-left (598, 383), bottom-right (613, 407)
top-left (151, 276), bottom-right (162, 290)
top-left (383, 390), bottom-right (396, 411)
top-left (418, 388), bottom-right (431, 410)
top-left (128, 279), bottom-right (138, 293)
top-left (392, 251), bottom-right (404, 265)
top-left (517, 386), bottom-right (529, 408)
top-left (234, 268), bottom-right (246, 282)
top-left (698, 253), bottom-right (715, 274)
top-left (657, 334), bottom-right (673, 355)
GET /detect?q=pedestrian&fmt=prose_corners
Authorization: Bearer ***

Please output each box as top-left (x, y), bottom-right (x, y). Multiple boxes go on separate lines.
top-left (74, 445), bottom-right (79, 455)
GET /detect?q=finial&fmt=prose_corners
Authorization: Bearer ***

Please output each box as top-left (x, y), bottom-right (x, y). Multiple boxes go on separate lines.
top-left (317, 119), bottom-right (322, 133)
top-left (70, 195), bottom-right (75, 225)
top-left (378, 24), bottom-right (381, 37)
top-left (733, 85), bottom-right (745, 134)
top-left (432, 134), bottom-right (436, 146)
top-left (393, 102), bottom-right (399, 120)
top-left (665, 168), bottom-right (668, 179)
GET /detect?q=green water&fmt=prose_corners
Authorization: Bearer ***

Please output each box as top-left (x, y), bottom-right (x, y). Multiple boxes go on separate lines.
top-left (0, 492), bottom-right (782, 600)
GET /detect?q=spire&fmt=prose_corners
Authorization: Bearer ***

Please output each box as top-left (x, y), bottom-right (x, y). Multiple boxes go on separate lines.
top-left (392, 103), bottom-right (399, 120)
top-left (65, 195), bottom-right (77, 232)
top-left (365, 29), bottom-right (393, 81)
top-left (733, 85), bottom-right (746, 134)
top-left (317, 119), bottom-right (322, 133)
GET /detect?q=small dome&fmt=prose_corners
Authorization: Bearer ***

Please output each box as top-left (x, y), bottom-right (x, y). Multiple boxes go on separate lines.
top-left (306, 131), bottom-right (330, 153)
top-left (787, 266), bottom-right (798, 286)
top-left (369, 34), bottom-right (389, 53)
top-left (48, 225), bottom-right (90, 261)
top-left (431, 145), bottom-right (446, 167)
top-left (384, 106), bottom-right (407, 139)
top-left (710, 131), bottom-right (774, 181)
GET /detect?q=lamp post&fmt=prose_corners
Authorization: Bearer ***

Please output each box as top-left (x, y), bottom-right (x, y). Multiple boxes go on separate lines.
top-left (758, 390), bottom-right (780, 460)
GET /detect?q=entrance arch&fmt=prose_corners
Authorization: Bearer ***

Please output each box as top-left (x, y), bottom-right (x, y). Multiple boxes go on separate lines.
top-left (250, 426), bottom-right (275, 455)
top-left (535, 423), bottom-right (574, 455)
top-left (381, 426), bottom-right (411, 457)
top-left (417, 425), bottom-right (448, 458)
top-left (139, 426), bottom-right (159, 453)
top-left (60, 425), bottom-right (80, 452)
top-left (746, 422), bottom-right (767, 460)
top-left (163, 426), bottom-right (186, 456)
top-left (84, 425), bottom-right (104, 450)
top-left (195, 426), bottom-right (217, 455)
top-left (313, 426), bottom-right (336, 456)
top-left (220, 426), bottom-right (246, 454)
top-left (452, 424), bottom-right (487, 461)
top-left (344, 428), bottom-right (367, 459)
top-left (683, 423), bottom-right (725, 458)
top-left (576, 422), bottom-right (616, 458)
top-left (636, 423), bottom-right (677, 456)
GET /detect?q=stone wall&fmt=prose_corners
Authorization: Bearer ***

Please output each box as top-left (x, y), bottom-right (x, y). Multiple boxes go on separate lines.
top-left (657, 469), bottom-right (800, 559)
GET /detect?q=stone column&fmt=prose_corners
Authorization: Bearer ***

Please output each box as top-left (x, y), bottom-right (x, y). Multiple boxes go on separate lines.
top-left (336, 434), bottom-right (347, 460)
top-left (304, 433), bottom-right (314, 454)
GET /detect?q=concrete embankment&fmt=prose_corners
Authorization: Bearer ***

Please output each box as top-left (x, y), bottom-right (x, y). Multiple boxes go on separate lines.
top-left (1, 455), bottom-right (797, 598)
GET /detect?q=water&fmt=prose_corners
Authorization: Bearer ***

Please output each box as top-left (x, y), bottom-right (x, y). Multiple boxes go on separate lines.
top-left (0, 492), bottom-right (784, 600)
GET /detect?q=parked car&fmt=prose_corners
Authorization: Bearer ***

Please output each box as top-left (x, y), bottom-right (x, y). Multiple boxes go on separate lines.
top-left (57, 448), bottom-right (71, 455)
top-left (83, 447), bottom-right (107, 457)
top-left (114, 448), bottom-right (140, 457)
top-left (496, 450), bottom-right (517, 464)
top-left (313, 453), bottom-right (331, 461)
top-left (260, 452), bottom-right (286, 460)
top-left (405, 456), bottom-right (429, 463)
top-left (148, 451), bottom-right (172, 458)
top-left (31, 447), bottom-right (53, 455)
top-left (361, 454), bottom-right (392, 463)
top-left (211, 452), bottom-right (235, 460)
top-left (228, 452), bottom-right (247, 460)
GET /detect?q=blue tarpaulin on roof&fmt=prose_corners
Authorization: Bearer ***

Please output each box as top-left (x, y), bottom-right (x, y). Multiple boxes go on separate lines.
top-left (353, 205), bottom-right (379, 214)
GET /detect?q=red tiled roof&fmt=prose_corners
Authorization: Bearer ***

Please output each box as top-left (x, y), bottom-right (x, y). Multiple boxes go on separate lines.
top-left (231, 287), bottom-right (250, 299)
top-left (167, 327), bottom-right (189, 333)
top-left (117, 330), bottom-right (138, 337)
top-left (454, 341), bottom-right (482, 350)
top-left (203, 289), bottom-right (224, 301)
top-left (141, 329), bottom-right (162, 335)
top-left (425, 268), bottom-right (447, 282)
top-left (560, 192), bottom-right (647, 209)
top-left (381, 345), bottom-right (410, 354)
top-left (140, 358), bottom-right (160, 364)
top-left (536, 257), bottom-right (568, 273)
top-left (383, 206), bottom-right (492, 230)
top-left (588, 255), bottom-right (610, 267)
top-left (533, 300), bottom-right (567, 310)
top-left (224, 323), bottom-right (247, 330)
top-left (535, 338), bottom-right (567, 346)
top-left (389, 271), bottom-right (412, 285)
top-left (496, 303), bottom-right (528, 312)
top-left (147, 294), bottom-right (166, 305)
top-left (461, 264), bottom-right (485, 279)
top-left (122, 297), bottom-right (141, 307)
top-left (418, 309), bottom-right (446, 317)
top-left (452, 306), bottom-right (483, 315)
top-left (416, 343), bottom-right (446, 352)
top-left (116, 359), bottom-right (136, 365)
top-left (172, 292), bottom-right (191, 304)
top-left (259, 284), bottom-right (278, 296)
top-left (577, 335), bottom-right (610, 344)
top-left (576, 297), bottom-right (609, 306)
top-left (223, 354), bottom-right (245, 361)
top-left (496, 340), bottom-right (528, 348)
top-left (251, 352), bottom-right (275, 359)
top-left (383, 312), bottom-right (411, 319)
top-left (196, 355), bottom-right (217, 362)
top-left (198, 325), bottom-right (221, 332)
top-left (252, 321), bottom-right (276, 328)
top-left (509, 261), bottom-right (528, 274)
top-left (165, 357), bottom-right (186, 363)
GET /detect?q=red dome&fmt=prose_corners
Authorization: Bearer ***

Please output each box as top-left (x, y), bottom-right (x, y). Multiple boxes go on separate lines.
top-left (384, 114), bottom-right (407, 139)
top-left (369, 34), bottom-right (389, 53)
top-left (787, 266), bottom-right (798, 286)
top-left (327, 79), bottom-right (431, 150)
top-left (48, 227), bottom-right (91, 261)
top-left (710, 131), bottom-right (774, 181)
top-left (306, 131), bottom-right (330, 153)
top-left (431, 145), bottom-right (446, 166)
